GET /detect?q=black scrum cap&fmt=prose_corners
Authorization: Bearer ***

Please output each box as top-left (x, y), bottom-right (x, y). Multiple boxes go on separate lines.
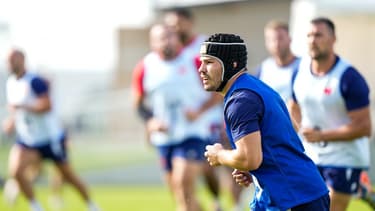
top-left (200, 33), bottom-right (247, 91)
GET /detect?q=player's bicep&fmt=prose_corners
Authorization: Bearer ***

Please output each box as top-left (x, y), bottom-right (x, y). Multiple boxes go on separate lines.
top-left (347, 106), bottom-right (372, 137)
top-left (131, 61), bottom-right (146, 99)
top-left (288, 100), bottom-right (301, 125)
top-left (235, 131), bottom-right (263, 170)
top-left (133, 91), bottom-right (144, 108)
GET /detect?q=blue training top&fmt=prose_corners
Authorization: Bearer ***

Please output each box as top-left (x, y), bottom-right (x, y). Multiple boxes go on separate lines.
top-left (223, 73), bottom-right (328, 211)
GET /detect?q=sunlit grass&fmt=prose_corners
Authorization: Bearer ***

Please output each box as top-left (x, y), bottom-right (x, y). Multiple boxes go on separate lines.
top-left (0, 185), bottom-right (240, 211)
top-left (0, 139), bottom-right (374, 211)
top-left (0, 185), bottom-right (373, 211)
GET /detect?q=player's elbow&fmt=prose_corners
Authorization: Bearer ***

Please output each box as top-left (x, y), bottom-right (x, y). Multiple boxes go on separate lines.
top-left (366, 120), bottom-right (372, 137)
top-left (249, 154), bottom-right (263, 171)
top-left (360, 119), bottom-right (372, 137)
top-left (238, 154), bottom-right (262, 171)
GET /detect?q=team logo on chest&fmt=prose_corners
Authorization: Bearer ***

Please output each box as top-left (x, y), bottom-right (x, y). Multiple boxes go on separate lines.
top-left (323, 87), bottom-right (332, 95)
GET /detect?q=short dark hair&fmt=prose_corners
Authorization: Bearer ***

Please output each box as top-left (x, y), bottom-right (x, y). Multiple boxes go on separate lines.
top-left (311, 17), bottom-right (335, 35)
top-left (265, 20), bottom-right (289, 33)
top-left (165, 7), bottom-right (193, 20)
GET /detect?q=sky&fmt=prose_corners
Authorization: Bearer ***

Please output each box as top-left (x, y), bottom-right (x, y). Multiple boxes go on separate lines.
top-left (0, 0), bottom-right (154, 72)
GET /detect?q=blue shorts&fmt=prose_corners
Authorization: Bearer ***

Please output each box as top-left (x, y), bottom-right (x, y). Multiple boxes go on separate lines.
top-left (291, 193), bottom-right (330, 211)
top-left (156, 137), bottom-right (206, 172)
top-left (16, 133), bottom-right (68, 163)
top-left (318, 166), bottom-right (363, 194)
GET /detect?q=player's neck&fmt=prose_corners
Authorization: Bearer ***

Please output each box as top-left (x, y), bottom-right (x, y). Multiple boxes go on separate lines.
top-left (15, 69), bottom-right (26, 79)
top-left (311, 54), bottom-right (337, 76)
top-left (222, 70), bottom-right (246, 95)
top-left (275, 53), bottom-right (296, 67)
top-left (183, 34), bottom-right (196, 47)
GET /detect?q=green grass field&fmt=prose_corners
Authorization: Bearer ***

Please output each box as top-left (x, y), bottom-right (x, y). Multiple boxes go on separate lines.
top-left (0, 185), bottom-right (373, 211)
top-left (0, 184), bottom-right (243, 211)
top-left (0, 138), bottom-right (374, 211)
top-left (0, 185), bottom-right (176, 211)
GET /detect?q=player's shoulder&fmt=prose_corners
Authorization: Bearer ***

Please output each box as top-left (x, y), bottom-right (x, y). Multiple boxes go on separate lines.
top-left (229, 89), bottom-right (262, 106)
top-left (24, 71), bottom-right (43, 80)
top-left (298, 55), bottom-right (312, 66)
top-left (333, 56), bottom-right (364, 78)
top-left (144, 51), bottom-right (159, 61)
top-left (28, 72), bottom-right (49, 84)
top-left (185, 34), bottom-right (207, 51)
top-left (260, 57), bottom-right (277, 69)
top-left (6, 74), bottom-right (16, 82)
top-left (195, 34), bottom-right (207, 43)
top-left (7, 71), bottom-right (40, 82)
top-left (341, 65), bottom-right (368, 85)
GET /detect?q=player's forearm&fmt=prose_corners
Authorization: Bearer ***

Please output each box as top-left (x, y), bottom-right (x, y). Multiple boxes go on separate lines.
top-left (137, 103), bottom-right (153, 122)
top-left (320, 122), bottom-right (371, 141)
top-left (2, 116), bottom-right (15, 135)
top-left (217, 149), bottom-right (257, 171)
top-left (133, 94), bottom-right (153, 122)
top-left (288, 100), bottom-right (302, 126)
top-left (24, 101), bottom-right (51, 113)
top-left (314, 106), bottom-right (371, 142)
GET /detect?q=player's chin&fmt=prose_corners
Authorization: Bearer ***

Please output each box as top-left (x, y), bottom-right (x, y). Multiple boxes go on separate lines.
top-left (203, 83), bottom-right (215, 92)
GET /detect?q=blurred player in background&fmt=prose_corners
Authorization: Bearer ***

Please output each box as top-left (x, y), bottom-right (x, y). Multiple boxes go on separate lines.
top-left (132, 23), bottom-right (222, 211)
top-left (163, 7), bottom-right (206, 54)
top-left (290, 17), bottom-right (372, 211)
top-left (256, 20), bottom-right (300, 105)
top-left (2, 48), bottom-right (99, 211)
top-left (2, 76), bottom-right (65, 210)
top-left (164, 8), bottom-right (244, 211)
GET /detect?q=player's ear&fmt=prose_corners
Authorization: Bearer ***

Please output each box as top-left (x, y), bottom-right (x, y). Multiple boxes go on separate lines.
top-left (232, 61), bottom-right (238, 69)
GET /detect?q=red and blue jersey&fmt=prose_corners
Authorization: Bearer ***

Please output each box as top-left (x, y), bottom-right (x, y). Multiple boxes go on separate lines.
top-left (132, 50), bottom-right (214, 146)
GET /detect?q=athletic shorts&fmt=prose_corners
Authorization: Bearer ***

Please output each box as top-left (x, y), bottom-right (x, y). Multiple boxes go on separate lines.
top-left (291, 193), bottom-right (330, 211)
top-left (156, 137), bottom-right (206, 172)
top-left (318, 166), bottom-right (363, 194)
top-left (16, 133), bottom-right (68, 163)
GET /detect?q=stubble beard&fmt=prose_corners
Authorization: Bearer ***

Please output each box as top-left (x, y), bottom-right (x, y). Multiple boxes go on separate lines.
top-left (311, 51), bottom-right (328, 61)
top-left (179, 33), bottom-right (189, 46)
top-left (163, 47), bottom-right (175, 60)
top-left (204, 81), bottom-right (218, 92)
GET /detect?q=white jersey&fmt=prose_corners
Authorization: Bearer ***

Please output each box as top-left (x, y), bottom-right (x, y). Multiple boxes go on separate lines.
top-left (185, 35), bottom-right (206, 53)
top-left (140, 50), bottom-right (213, 146)
top-left (293, 57), bottom-right (369, 168)
top-left (184, 34), bottom-right (224, 133)
top-left (6, 72), bottom-right (64, 147)
top-left (258, 57), bottom-right (299, 104)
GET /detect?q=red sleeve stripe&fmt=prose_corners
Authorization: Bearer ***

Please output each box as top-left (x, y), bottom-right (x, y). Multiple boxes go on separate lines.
top-left (194, 55), bottom-right (201, 71)
top-left (131, 60), bottom-right (145, 96)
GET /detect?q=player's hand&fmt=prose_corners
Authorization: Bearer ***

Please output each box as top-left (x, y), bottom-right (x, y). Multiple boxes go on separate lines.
top-left (146, 118), bottom-right (168, 133)
top-left (2, 116), bottom-right (15, 135)
top-left (232, 169), bottom-right (253, 187)
top-left (204, 143), bottom-right (223, 166)
top-left (301, 127), bottom-right (322, 142)
top-left (8, 104), bottom-right (21, 111)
